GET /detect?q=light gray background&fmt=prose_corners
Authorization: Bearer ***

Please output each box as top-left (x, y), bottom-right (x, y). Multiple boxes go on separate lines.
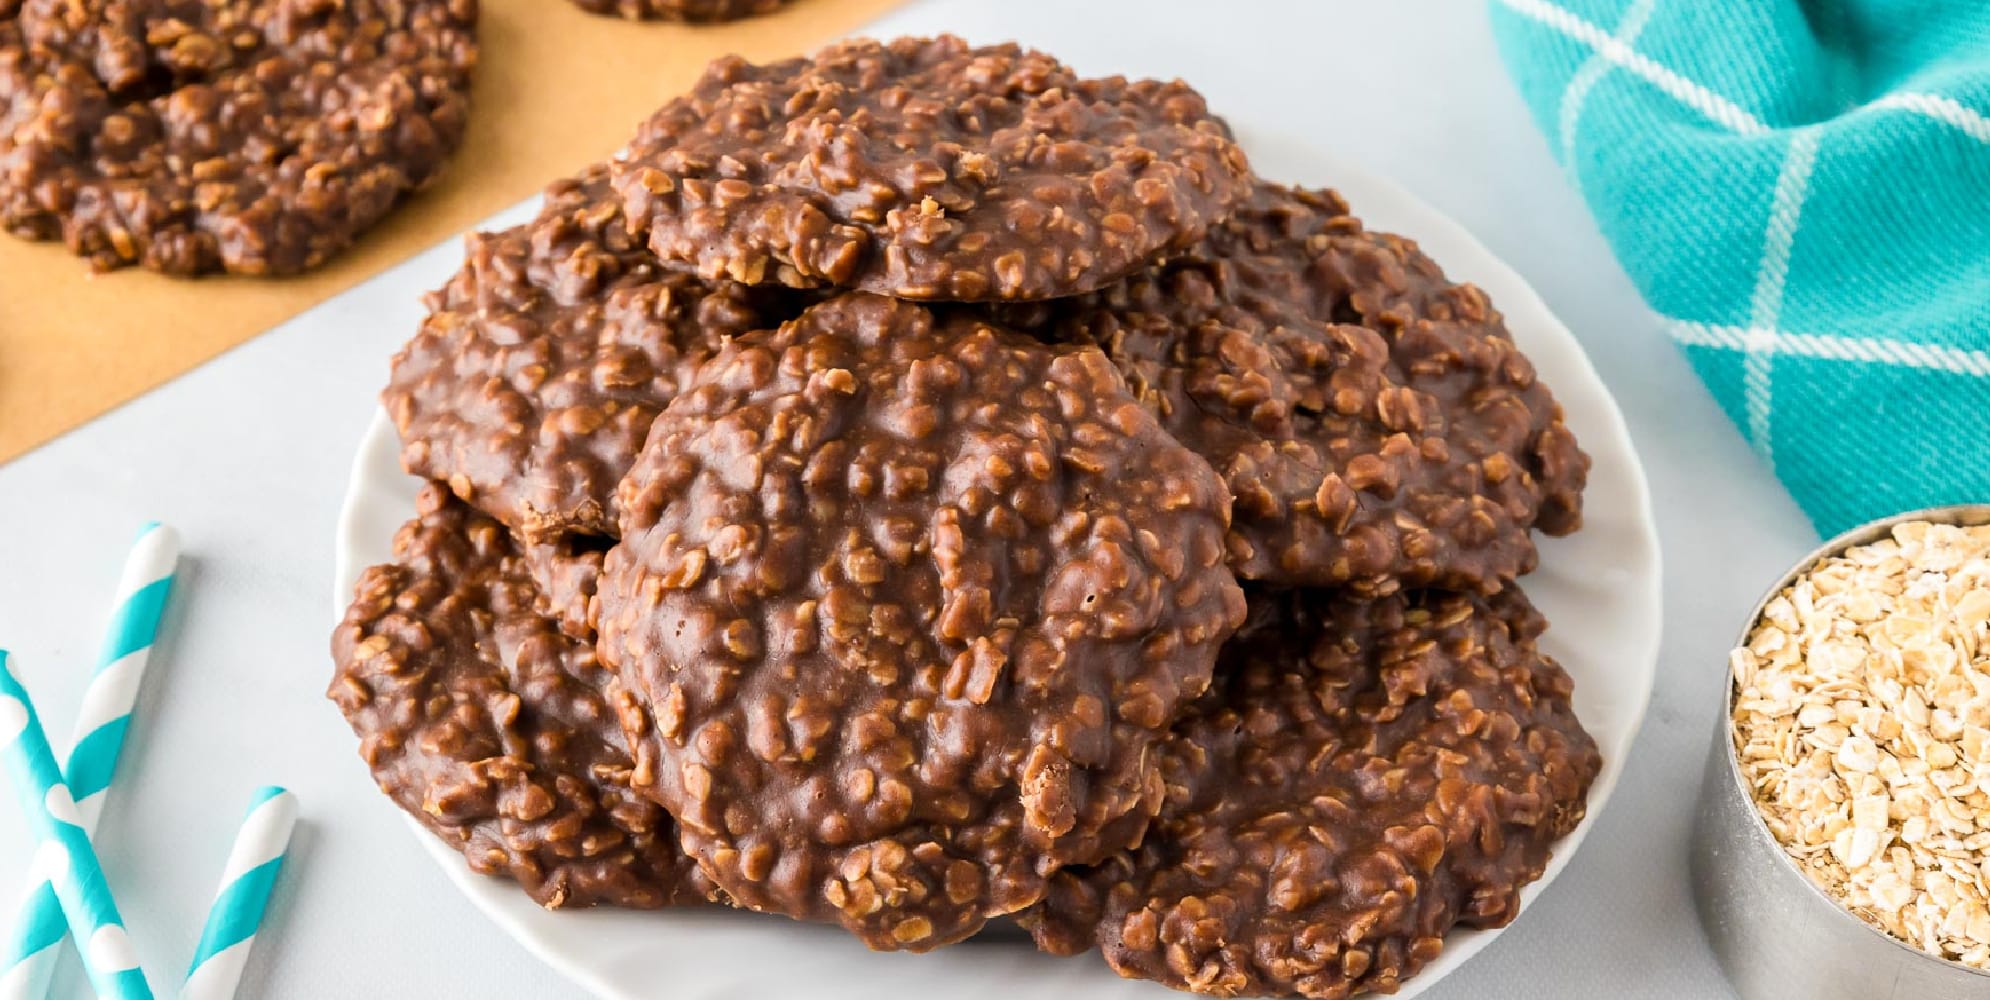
top-left (0, 1), bottom-right (1821, 996)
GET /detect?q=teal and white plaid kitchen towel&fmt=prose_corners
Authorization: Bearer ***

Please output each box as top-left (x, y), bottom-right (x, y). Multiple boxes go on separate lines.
top-left (1489, 0), bottom-right (1990, 536)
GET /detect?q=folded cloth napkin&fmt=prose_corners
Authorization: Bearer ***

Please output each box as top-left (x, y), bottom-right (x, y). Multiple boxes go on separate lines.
top-left (1489, 0), bottom-right (1990, 536)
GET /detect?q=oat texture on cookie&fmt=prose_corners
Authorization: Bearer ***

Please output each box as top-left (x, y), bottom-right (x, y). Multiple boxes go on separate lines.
top-left (610, 35), bottom-right (1252, 301)
top-left (1021, 587), bottom-right (1600, 999)
top-left (596, 292), bottom-right (1246, 950)
top-left (386, 164), bottom-right (804, 541)
top-left (1013, 181), bottom-right (1587, 593)
top-left (0, 0), bottom-right (479, 275)
top-left (330, 485), bottom-right (716, 910)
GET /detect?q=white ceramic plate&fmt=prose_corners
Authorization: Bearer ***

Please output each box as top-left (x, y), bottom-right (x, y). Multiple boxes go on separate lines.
top-left (332, 138), bottom-right (1662, 999)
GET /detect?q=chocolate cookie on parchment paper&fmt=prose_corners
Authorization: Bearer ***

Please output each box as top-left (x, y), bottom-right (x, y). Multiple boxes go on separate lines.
top-left (330, 484), bottom-right (716, 910)
top-left (569, 0), bottom-right (789, 22)
top-left (1013, 181), bottom-right (1588, 594)
top-left (386, 163), bottom-right (803, 541)
top-left (1020, 587), bottom-right (1600, 999)
top-left (611, 35), bottom-right (1252, 302)
top-left (597, 292), bottom-right (1246, 950)
top-left (0, 0), bottom-right (478, 275)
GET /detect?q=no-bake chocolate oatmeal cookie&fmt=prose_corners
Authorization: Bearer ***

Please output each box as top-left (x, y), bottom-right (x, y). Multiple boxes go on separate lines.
top-left (0, 0), bottom-right (478, 275)
top-left (1021, 587), bottom-right (1600, 998)
top-left (610, 35), bottom-right (1251, 301)
top-left (1014, 181), bottom-right (1588, 593)
top-left (569, 0), bottom-right (788, 21)
top-left (330, 485), bottom-right (714, 910)
top-left (596, 292), bottom-right (1247, 950)
top-left (330, 28), bottom-right (1608, 988)
top-left (386, 164), bottom-right (801, 541)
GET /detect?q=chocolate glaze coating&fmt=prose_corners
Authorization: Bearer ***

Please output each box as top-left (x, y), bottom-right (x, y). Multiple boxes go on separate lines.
top-left (517, 531), bottom-right (610, 642)
top-left (569, 0), bottom-right (787, 21)
top-left (1310, 208), bottom-right (1587, 540)
top-left (0, 0), bottom-right (478, 275)
top-left (597, 292), bottom-right (1246, 950)
top-left (1010, 182), bottom-right (1588, 594)
top-left (330, 485), bottom-right (715, 910)
top-left (611, 35), bottom-right (1251, 302)
top-left (385, 164), bottom-right (801, 540)
top-left (1020, 587), bottom-right (1600, 998)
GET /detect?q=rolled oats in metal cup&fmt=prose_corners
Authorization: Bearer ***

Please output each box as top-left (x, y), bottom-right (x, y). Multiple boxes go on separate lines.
top-left (1730, 518), bottom-right (1990, 968)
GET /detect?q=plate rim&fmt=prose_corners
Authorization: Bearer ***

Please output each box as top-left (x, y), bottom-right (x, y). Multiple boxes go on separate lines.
top-left (330, 143), bottom-right (1662, 999)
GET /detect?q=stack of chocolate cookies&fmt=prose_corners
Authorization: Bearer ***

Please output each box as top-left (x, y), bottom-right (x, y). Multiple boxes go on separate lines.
top-left (331, 35), bottom-right (1602, 999)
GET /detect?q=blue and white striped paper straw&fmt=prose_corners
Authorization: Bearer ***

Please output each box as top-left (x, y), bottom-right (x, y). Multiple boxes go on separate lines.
top-left (3, 522), bottom-right (178, 1000)
top-left (0, 652), bottom-right (152, 1000)
top-left (70, 522), bottom-right (179, 828)
top-left (181, 787), bottom-right (295, 1000)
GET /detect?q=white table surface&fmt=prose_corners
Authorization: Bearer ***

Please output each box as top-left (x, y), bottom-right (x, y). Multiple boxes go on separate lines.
top-left (0, 1), bottom-right (1825, 996)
